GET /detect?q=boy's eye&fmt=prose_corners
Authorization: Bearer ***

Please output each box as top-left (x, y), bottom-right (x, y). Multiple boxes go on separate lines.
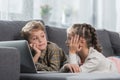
top-left (32, 37), bottom-right (37, 40)
top-left (40, 35), bottom-right (45, 38)
top-left (41, 35), bottom-right (44, 38)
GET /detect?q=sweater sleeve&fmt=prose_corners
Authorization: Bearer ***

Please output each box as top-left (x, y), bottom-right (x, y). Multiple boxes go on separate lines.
top-left (69, 54), bottom-right (79, 64)
top-left (80, 57), bottom-right (100, 73)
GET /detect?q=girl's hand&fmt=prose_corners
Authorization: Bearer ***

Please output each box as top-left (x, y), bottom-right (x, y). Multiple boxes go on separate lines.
top-left (64, 64), bottom-right (80, 73)
top-left (69, 35), bottom-right (81, 54)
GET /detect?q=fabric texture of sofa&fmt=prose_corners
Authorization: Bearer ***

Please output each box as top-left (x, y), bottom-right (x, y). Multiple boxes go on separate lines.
top-left (0, 20), bottom-right (120, 80)
top-left (0, 47), bottom-right (20, 80)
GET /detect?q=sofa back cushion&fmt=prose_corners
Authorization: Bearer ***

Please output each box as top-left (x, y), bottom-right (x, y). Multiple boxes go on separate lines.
top-left (0, 20), bottom-right (46, 41)
top-left (46, 26), bottom-right (68, 54)
top-left (46, 26), bottom-right (115, 57)
top-left (107, 31), bottom-right (120, 56)
top-left (0, 20), bottom-right (116, 57)
top-left (96, 30), bottom-right (115, 57)
top-left (0, 20), bottom-right (28, 41)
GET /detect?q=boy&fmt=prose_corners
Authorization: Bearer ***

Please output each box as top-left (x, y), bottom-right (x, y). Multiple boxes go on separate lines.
top-left (21, 21), bottom-right (67, 71)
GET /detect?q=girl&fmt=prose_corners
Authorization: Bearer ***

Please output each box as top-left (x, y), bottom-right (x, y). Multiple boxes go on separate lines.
top-left (61, 23), bottom-right (118, 73)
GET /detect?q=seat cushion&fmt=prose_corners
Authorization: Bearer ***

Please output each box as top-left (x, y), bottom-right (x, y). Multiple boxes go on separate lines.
top-left (96, 29), bottom-right (115, 57)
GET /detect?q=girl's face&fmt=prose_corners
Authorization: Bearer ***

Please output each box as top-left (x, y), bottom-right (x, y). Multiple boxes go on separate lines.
top-left (66, 33), bottom-right (82, 52)
top-left (66, 33), bottom-right (86, 52)
top-left (28, 29), bottom-right (47, 50)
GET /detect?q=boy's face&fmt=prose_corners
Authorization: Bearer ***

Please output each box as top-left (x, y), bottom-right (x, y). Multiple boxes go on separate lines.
top-left (28, 29), bottom-right (47, 50)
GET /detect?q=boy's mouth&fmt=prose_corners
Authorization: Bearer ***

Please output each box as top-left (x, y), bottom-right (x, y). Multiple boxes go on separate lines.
top-left (39, 43), bottom-right (45, 46)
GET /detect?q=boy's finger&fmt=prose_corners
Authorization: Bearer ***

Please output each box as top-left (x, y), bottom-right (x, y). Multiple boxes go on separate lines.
top-left (29, 44), bottom-right (33, 47)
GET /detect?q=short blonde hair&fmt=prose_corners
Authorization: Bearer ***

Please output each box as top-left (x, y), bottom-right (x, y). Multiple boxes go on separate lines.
top-left (21, 21), bottom-right (45, 40)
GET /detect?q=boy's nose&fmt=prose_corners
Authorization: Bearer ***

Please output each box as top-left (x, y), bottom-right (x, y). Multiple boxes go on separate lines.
top-left (38, 38), bottom-right (42, 42)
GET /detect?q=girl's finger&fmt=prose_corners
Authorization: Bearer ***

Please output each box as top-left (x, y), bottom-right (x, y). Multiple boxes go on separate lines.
top-left (76, 35), bottom-right (79, 43)
top-left (72, 64), bottom-right (80, 73)
top-left (71, 36), bottom-right (73, 44)
top-left (73, 65), bottom-right (78, 73)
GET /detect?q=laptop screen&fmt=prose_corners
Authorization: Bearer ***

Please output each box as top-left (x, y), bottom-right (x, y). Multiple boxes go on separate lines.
top-left (0, 40), bottom-right (37, 73)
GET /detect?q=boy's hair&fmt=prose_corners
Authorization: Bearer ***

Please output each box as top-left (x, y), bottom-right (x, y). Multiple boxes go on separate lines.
top-left (67, 23), bottom-right (102, 52)
top-left (21, 21), bottom-right (45, 40)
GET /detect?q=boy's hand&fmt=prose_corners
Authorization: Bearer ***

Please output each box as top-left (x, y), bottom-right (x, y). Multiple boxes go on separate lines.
top-left (64, 64), bottom-right (80, 73)
top-left (30, 43), bottom-right (41, 57)
top-left (30, 43), bottom-right (41, 63)
top-left (69, 35), bottom-right (81, 54)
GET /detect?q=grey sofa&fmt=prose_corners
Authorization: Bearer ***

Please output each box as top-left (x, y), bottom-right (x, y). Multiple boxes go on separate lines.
top-left (0, 47), bottom-right (20, 80)
top-left (0, 20), bottom-right (120, 80)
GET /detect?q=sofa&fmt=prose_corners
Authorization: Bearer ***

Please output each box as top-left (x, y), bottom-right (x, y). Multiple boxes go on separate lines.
top-left (0, 47), bottom-right (20, 80)
top-left (0, 20), bottom-right (120, 80)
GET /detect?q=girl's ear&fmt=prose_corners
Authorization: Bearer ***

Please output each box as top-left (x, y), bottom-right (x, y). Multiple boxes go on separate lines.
top-left (81, 38), bottom-right (86, 43)
top-left (77, 37), bottom-right (83, 51)
top-left (79, 37), bottom-right (85, 43)
top-left (79, 37), bottom-right (86, 48)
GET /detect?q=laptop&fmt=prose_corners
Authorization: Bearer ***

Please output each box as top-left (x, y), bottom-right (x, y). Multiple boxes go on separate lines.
top-left (0, 40), bottom-right (37, 73)
top-left (0, 40), bottom-right (57, 73)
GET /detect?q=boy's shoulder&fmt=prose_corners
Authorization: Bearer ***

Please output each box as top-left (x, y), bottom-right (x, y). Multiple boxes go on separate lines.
top-left (47, 41), bottom-right (61, 50)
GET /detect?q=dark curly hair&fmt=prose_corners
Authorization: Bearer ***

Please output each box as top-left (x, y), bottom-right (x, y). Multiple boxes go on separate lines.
top-left (67, 23), bottom-right (102, 52)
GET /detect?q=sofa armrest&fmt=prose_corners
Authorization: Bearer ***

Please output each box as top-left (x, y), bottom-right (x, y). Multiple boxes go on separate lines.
top-left (107, 30), bottom-right (120, 55)
top-left (0, 47), bottom-right (20, 80)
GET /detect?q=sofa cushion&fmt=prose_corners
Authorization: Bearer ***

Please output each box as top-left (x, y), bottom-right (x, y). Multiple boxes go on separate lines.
top-left (0, 20), bottom-right (28, 41)
top-left (46, 27), bottom-right (114, 57)
top-left (96, 29), bottom-right (115, 57)
top-left (0, 47), bottom-right (20, 80)
top-left (46, 26), bottom-right (68, 54)
top-left (0, 20), bottom-right (46, 41)
top-left (107, 31), bottom-right (120, 56)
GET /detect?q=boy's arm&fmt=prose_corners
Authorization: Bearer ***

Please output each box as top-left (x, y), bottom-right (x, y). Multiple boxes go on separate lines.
top-left (35, 49), bottom-right (62, 71)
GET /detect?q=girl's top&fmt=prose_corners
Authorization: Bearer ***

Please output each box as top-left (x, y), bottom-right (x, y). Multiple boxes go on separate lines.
top-left (68, 47), bottom-right (118, 73)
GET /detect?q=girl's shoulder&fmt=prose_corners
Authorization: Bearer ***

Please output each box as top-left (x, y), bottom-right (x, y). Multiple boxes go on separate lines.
top-left (88, 47), bottom-right (105, 59)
